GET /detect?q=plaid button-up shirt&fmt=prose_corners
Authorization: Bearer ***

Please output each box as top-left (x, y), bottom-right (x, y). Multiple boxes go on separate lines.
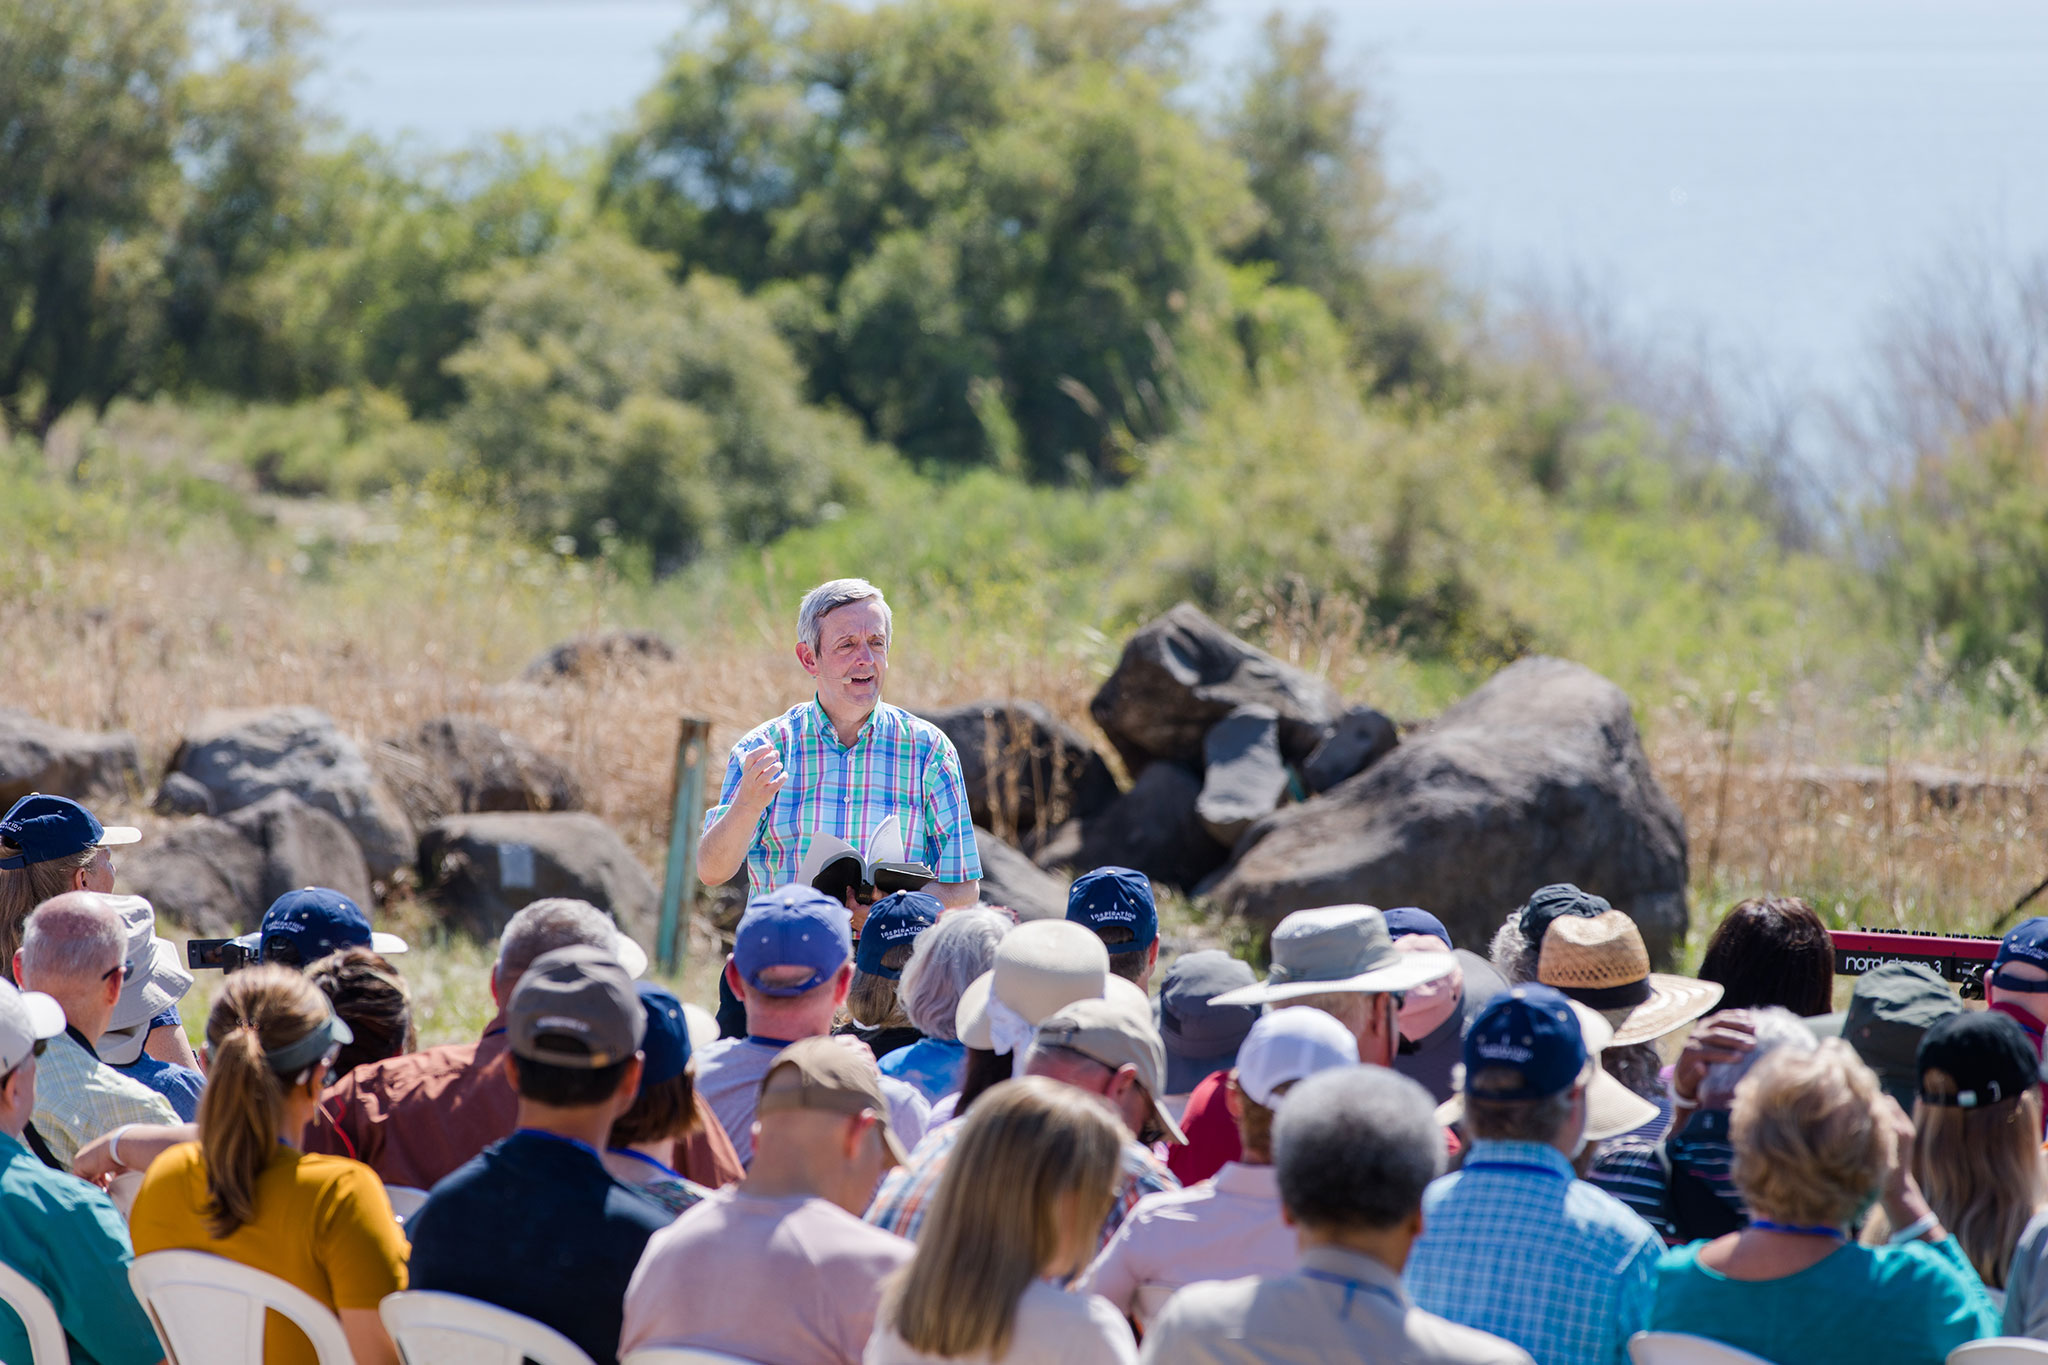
top-left (32, 1029), bottom-right (178, 1172)
top-left (1405, 1139), bottom-right (1662, 1365)
top-left (866, 1117), bottom-right (1179, 1250)
top-left (706, 698), bottom-right (981, 899)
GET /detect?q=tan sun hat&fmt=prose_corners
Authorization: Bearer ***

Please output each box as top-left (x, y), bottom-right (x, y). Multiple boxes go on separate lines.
top-left (955, 919), bottom-right (1112, 1053)
top-left (1434, 998), bottom-right (1661, 1142)
top-left (1537, 910), bottom-right (1723, 1047)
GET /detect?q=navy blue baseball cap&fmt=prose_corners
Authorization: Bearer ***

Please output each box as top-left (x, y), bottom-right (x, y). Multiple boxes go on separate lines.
top-left (855, 891), bottom-right (939, 980)
top-left (1384, 907), bottom-right (1452, 947)
top-left (237, 888), bottom-right (409, 966)
top-left (1066, 866), bottom-right (1158, 955)
top-left (1994, 918), bottom-right (2048, 991)
top-left (1463, 985), bottom-right (1589, 1100)
top-left (0, 794), bottom-right (139, 870)
top-left (734, 885), bottom-right (852, 997)
top-left (637, 982), bottom-right (693, 1087)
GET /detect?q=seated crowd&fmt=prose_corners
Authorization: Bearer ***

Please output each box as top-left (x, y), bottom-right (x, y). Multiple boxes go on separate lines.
top-left (5, 788), bottom-right (2048, 1365)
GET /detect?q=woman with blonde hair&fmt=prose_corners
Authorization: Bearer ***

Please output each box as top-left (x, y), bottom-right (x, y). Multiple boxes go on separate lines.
top-left (1901, 1012), bottom-right (2047, 1303)
top-left (130, 965), bottom-right (407, 1365)
top-left (867, 1077), bottom-right (1136, 1364)
top-left (1650, 1039), bottom-right (1998, 1363)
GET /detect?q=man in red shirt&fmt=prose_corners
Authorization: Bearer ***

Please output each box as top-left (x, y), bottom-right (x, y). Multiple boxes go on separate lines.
top-left (305, 897), bottom-right (742, 1190)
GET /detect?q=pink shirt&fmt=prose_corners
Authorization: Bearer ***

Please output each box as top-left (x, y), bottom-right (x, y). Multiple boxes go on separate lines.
top-left (622, 1187), bottom-right (914, 1365)
top-left (1073, 1162), bottom-right (1295, 1330)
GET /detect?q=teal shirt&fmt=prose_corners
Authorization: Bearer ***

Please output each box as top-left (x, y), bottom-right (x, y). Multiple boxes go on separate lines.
top-left (1652, 1235), bottom-right (1999, 1365)
top-left (0, 1132), bottom-right (163, 1365)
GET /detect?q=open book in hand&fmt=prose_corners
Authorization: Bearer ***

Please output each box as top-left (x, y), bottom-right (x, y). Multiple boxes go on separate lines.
top-left (798, 815), bottom-right (936, 905)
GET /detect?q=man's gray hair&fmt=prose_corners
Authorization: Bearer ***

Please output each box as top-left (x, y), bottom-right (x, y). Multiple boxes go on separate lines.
top-left (797, 578), bottom-right (891, 654)
top-left (1700, 1006), bottom-right (1815, 1108)
top-left (1489, 913), bottom-right (1541, 985)
top-left (21, 892), bottom-right (124, 983)
top-left (497, 898), bottom-right (623, 986)
top-left (1275, 1066), bottom-right (1441, 1232)
top-left (898, 908), bottom-right (1010, 1041)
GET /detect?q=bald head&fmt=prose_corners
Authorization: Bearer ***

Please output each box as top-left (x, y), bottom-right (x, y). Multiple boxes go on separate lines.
top-left (17, 893), bottom-right (125, 1037)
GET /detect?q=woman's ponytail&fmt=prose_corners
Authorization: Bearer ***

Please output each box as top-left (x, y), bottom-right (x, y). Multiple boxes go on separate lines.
top-left (196, 965), bottom-right (331, 1238)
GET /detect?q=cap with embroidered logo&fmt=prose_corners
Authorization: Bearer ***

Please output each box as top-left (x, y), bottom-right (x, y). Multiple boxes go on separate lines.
top-left (238, 887), bottom-right (409, 968)
top-left (1066, 866), bottom-right (1158, 955)
top-left (0, 794), bottom-right (139, 870)
top-left (854, 890), bottom-right (939, 981)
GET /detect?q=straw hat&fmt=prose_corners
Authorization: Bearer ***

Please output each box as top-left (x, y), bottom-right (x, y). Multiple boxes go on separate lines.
top-left (1537, 910), bottom-right (1723, 1047)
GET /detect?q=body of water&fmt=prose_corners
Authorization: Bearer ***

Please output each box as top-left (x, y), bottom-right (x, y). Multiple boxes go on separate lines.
top-left (308, 0), bottom-right (2048, 395)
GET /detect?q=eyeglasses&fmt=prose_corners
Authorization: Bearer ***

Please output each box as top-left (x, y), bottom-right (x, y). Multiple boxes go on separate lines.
top-left (100, 961), bottom-right (127, 984)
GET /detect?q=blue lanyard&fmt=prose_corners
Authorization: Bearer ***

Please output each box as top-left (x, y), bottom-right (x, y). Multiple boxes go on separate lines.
top-left (607, 1147), bottom-right (683, 1181)
top-left (1750, 1220), bottom-right (1844, 1239)
top-left (1301, 1269), bottom-right (1404, 1321)
top-left (747, 1035), bottom-right (803, 1049)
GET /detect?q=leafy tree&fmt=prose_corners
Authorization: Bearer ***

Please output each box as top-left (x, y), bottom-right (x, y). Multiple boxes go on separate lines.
top-left (1220, 13), bottom-right (1460, 399)
top-left (603, 0), bottom-right (1257, 480)
top-left (223, 141), bottom-right (579, 415)
top-left (0, 0), bottom-right (313, 437)
top-left (446, 230), bottom-right (878, 570)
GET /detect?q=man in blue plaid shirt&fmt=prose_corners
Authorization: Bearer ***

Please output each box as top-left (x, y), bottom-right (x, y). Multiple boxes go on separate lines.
top-left (699, 578), bottom-right (981, 910)
top-left (1406, 985), bottom-right (1665, 1365)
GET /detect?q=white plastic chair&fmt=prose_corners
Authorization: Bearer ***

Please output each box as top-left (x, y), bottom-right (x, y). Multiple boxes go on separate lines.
top-left (129, 1250), bottom-right (354, 1365)
top-left (380, 1291), bottom-right (597, 1365)
top-left (0, 1260), bottom-right (71, 1365)
top-left (621, 1349), bottom-right (765, 1365)
top-left (382, 1185), bottom-right (430, 1227)
top-left (1628, 1331), bottom-right (1779, 1365)
top-left (1950, 1342), bottom-right (2048, 1364)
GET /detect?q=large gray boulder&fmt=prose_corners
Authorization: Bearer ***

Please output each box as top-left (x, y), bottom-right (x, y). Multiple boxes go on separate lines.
top-left (223, 791), bottom-right (376, 911)
top-left (1034, 761), bottom-right (1227, 893)
top-left (1300, 706), bottom-right (1400, 793)
top-left (373, 716), bottom-right (580, 831)
top-left (168, 706), bottom-right (415, 883)
top-left (973, 826), bottom-right (1072, 922)
top-left (918, 701), bottom-right (1119, 838)
top-left (1090, 604), bottom-right (1341, 774)
top-left (0, 709), bottom-right (142, 806)
top-left (119, 792), bottom-right (371, 935)
top-left (418, 811), bottom-right (659, 946)
top-left (1196, 706), bottom-right (1290, 848)
top-left (1205, 656), bottom-right (1690, 965)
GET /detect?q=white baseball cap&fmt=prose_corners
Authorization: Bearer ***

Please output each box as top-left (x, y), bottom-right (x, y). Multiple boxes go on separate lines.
top-left (0, 979), bottom-right (66, 1075)
top-left (1235, 1007), bottom-right (1361, 1109)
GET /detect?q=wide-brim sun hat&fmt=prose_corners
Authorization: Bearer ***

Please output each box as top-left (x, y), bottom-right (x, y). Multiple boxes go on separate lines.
top-left (1208, 905), bottom-right (1458, 1008)
top-left (955, 919), bottom-right (1113, 1051)
top-left (1537, 909), bottom-right (1722, 1047)
top-left (1435, 999), bottom-right (1661, 1142)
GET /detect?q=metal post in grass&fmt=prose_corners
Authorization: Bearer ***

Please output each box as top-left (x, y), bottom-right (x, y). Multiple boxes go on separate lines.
top-left (658, 717), bottom-right (712, 975)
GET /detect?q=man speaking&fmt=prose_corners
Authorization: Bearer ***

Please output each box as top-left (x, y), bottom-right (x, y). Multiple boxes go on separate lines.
top-left (699, 579), bottom-right (982, 909)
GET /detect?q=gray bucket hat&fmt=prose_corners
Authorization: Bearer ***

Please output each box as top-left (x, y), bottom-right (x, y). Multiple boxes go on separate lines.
top-left (1810, 962), bottom-right (1961, 1110)
top-left (1209, 906), bottom-right (1458, 1007)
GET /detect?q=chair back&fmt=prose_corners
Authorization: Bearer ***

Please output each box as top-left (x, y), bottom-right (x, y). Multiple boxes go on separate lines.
top-left (0, 1260), bottom-right (71, 1365)
top-left (1950, 1342), bottom-right (2048, 1364)
top-left (621, 1349), bottom-right (766, 1365)
top-left (1628, 1331), bottom-right (1780, 1365)
top-left (129, 1250), bottom-right (355, 1365)
top-left (380, 1291), bottom-right (597, 1365)
top-left (382, 1185), bottom-right (430, 1227)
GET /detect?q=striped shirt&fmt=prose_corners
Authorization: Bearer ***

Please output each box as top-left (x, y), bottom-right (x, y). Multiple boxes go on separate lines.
top-left (1589, 1107), bottom-right (1745, 1245)
top-left (865, 1118), bottom-right (1179, 1249)
top-left (705, 699), bottom-right (980, 899)
top-left (1406, 1140), bottom-right (1662, 1365)
top-left (31, 1029), bottom-right (178, 1172)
